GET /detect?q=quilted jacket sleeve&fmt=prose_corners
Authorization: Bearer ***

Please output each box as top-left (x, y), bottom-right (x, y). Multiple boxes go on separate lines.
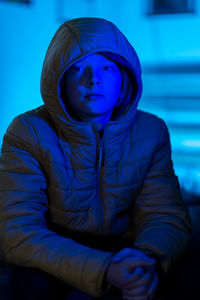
top-left (131, 118), bottom-right (191, 275)
top-left (0, 116), bottom-right (113, 297)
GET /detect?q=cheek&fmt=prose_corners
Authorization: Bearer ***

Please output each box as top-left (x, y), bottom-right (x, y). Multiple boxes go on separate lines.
top-left (65, 79), bottom-right (80, 100)
top-left (111, 74), bottom-right (122, 97)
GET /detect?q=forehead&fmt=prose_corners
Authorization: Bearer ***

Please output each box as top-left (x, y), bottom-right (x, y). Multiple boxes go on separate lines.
top-left (74, 52), bottom-right (118, 65)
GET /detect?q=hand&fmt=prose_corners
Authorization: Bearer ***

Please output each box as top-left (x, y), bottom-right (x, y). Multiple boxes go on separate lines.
top-left (111, 248), bottom-right (155, 264)
top-left (106, 249), bottom-right (156, 289)
top-left (121, 267), bottom-right (159, 300)
top-left (106, 248), bottom-right (159, 300)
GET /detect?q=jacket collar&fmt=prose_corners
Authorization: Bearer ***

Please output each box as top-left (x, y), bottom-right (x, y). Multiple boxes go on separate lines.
top-left (48, 92), bottom-right (139, 147)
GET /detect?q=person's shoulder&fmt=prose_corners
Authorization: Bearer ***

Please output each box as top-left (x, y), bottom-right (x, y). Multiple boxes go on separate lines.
top-left (134, 110), bottom-right (170, 144)
top-left (6, 105), bottom-right (53, 135)
top-left (136, 109), bottom-right (166, 134)
top-left (15, 105), bottom-right (49, 124)
top-left (136, 109), bottom-right (164, 124)
top-left (4, 105), bottom-right (56, 149)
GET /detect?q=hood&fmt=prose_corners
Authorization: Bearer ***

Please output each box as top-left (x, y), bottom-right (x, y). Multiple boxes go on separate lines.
top-left (40, 17), bottom-right (142, 133)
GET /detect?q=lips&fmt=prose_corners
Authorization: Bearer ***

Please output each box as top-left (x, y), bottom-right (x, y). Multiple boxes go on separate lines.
top-left (85, 93), bottom-right (105, 100)
top-left (85, 93), bottom-right (105, 97)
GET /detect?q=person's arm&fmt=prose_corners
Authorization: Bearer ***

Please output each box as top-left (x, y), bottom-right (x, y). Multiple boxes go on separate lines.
top-left (0, 116), bottom-right (113, 297)
top-left (104, 120), bottom-right (191, 299)
top-left (130, 118), bottom-right (191, 275)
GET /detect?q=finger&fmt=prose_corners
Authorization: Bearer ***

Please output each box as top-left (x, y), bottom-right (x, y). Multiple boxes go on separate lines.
top-left (123, 257), bottom-right (156, 271)
top-left (129, 267), bottom-right (145, 282)
top-left (147, 271), bottom-right (159, 298)
top-left (145, 265), bottom-right (155, 272)
top-left (122, 270), bottom-right (152, 289)
top-left (112, 248), bottom-right (156, 263)
top-left (122, 285), bottom-right (147, 296)
top-left (147, 272), bottom-right (159, 297)
top-left (112, 248), bottom-right (143, 262)
top-left (120, 267), bottom-right (145, 288)
top-left (133, 265), bottom-right (155, 283)
top-left (129, 270), bottom-right (153, 288)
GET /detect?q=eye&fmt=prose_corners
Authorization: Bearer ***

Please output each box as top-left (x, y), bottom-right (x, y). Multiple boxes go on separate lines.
top-left (70, 66), bottom-right (82, 73)
top-left (103, 66), bottom-right (114, 71)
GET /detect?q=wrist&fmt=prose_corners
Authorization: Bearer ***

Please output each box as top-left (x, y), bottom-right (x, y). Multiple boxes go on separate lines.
top-left (132, 247), bottom-right (163, 279)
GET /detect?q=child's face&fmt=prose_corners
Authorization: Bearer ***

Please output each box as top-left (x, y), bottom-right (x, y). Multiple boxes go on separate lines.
top-left (62, 53), bottom-right (122, 122)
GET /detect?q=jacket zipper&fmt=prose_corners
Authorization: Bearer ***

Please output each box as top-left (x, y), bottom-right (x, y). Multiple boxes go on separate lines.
top-left (96, 137), bottom-right (104, 233)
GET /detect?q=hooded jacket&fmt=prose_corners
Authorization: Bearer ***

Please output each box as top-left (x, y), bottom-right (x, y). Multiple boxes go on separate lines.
top-left (0, 17), bottom-right (191, 297)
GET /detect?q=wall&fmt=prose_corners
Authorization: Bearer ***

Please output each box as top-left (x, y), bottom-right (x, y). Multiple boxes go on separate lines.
top-left (1, 0), bottom-right (200, 193)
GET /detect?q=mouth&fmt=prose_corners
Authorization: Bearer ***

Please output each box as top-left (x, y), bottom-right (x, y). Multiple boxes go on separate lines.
top-left (85, 93), bottom-right (105, 99)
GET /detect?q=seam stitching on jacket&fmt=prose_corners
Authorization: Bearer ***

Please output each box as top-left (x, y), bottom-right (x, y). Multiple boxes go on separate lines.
top-left (64, 24), bottom-right (83, 53)
top-left (51, 182), bottom-right (140, 192)
top-left (19, 117), bottom-right (40, 151)
top-left (40, 158), bottom-right (151, 167)
top-left (0, 189), bottom-right (43, 194)
top-left (5, 124), bottom-right (40, 163)
top-left (18, 117), bottom-right (47, 177)
top-left (108, 21), bottom-right (119, 48)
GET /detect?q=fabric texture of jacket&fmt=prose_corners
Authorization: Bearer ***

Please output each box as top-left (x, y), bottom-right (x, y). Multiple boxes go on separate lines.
top-left (0, 17), bottom-right (191, 297)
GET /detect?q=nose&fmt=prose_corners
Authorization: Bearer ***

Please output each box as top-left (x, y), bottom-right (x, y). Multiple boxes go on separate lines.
top-left (86, 68), bottom-right (102, 86)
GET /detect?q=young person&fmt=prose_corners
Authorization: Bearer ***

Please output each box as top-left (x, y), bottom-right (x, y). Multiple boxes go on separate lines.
top-left (0, 17), bottom-right (191, 300)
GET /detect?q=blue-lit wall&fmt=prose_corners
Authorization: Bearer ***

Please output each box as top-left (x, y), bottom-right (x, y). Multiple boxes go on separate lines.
top-left (1, 0), bottom-right (200, 194)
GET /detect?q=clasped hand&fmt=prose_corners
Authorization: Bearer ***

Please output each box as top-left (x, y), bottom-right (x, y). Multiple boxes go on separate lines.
top-left (106, 248), bottom-right (159, 300)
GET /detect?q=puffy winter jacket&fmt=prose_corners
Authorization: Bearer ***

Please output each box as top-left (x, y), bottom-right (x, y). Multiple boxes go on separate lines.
top-left (0, 17), bottom-right (191, 297)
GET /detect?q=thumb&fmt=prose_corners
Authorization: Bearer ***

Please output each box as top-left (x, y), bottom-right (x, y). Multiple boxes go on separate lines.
top-left (112, 248), bottom-right (141, 263)
top-left (123, 256), bottom-right (156, 270)
top-left (112, 249), bottom-right (156, 265)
